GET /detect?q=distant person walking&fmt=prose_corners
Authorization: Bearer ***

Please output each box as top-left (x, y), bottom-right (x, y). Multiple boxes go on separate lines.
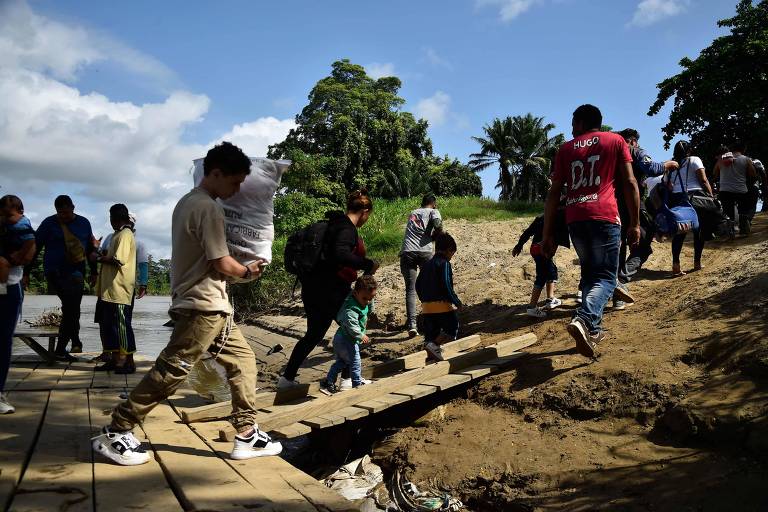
top-left (92, 142), bottom-right (281, 465)
top-left (543, 104), bottom-right (640, 358)
top-left (100, 212), bottom-right (149, 298)
top-left (0, 195), bottom-right (36, 414)
top-left (400, 194), bottom-right (442, 337)
top-left (280, 190), bottom-right (378, 390)
top-left (31, 195), bottom-right (98, 358)
top-left (94, 204), bottom-right (138, 374)
top-left (714, 142), bottom-right (758, 235)
top-left (668, 141), bottom-right (714, 276)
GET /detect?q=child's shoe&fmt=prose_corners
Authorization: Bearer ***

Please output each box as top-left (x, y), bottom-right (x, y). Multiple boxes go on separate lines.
top-left (543, 298), bottom-right (562, 310)
top-left (319, 378), bottom-right (338, 395)
top-left (526, 307), bottom-right (547, 318)
top-left (353, 378), bottom-right (372, 388)
top-left (339, 378), bottom-right (353, 391)
top-left (425, 342), bottom-right (444, 361)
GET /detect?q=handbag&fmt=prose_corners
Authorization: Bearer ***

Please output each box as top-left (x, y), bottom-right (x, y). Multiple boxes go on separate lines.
top-left (654, 160), bottom-right (700, 236)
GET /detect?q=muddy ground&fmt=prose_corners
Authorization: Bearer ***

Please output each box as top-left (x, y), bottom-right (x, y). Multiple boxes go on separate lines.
top-left (250, 214), bottom-right (768, 511)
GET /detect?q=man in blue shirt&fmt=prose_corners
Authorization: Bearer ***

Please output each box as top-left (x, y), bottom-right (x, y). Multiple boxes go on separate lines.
top-left (31, 195), bottom-right (98, 357)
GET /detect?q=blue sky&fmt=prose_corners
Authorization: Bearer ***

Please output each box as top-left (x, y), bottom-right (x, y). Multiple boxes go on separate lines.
top-left (0, 0), bottom-right (738, 257)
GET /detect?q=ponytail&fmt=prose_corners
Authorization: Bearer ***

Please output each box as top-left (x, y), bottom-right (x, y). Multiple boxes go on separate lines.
top-left (346, 188), bottom-right (373, 213)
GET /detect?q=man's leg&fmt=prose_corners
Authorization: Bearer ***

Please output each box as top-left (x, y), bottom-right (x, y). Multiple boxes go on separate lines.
top-left (737, 192), bottom-right (754, 234)
top-left (400, 253), bottom-right (419, 332)
top-left (719, 192), bottom-right (736, 224)
top-left (69, 287), bottom-right (84, 351)
top-left (282, 306), bottom-right (334, 382)
top-left (0, 283), bottom-right (23, 394)
top-left (111, 310), bottom-right (226, 431)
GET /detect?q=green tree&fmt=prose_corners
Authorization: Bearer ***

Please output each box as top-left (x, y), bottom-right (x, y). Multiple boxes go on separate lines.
top-left (268, 60), bottom-right (433, 194)
top-left (648, 0), bottom-right (768, 162)
top-left (470, 114), bottom-right (562, 202)
top-left (427, 156), bottom-right (482, 197)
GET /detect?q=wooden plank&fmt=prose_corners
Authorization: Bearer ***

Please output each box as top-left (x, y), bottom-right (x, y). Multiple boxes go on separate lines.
top-left (88, 391), bottom-right (181, 511)
top-left (455, 364), bottom-right (495, 379)
top-left (179, 382), bottom-right (319, 424)
top-left (140, 401), bottom-right (284, 511)
top-left (365, 334), bottom-right (481, 378)
top-left (353, 399), bottom-right (390, 413)
top-left (12, 363), bottom-right (69, 391)
top-left (391, 383), bottom-right (439, 400)
top-left (0, 391), bottom-right (50, 511)
top-left (373, 393), bottom-right (411, 408)
top-left (484, 353), bottom-right (529, 368)
top-left (56, 362), bottom-right (95, 389)
top-left (300, 416), bottom-right (335, 429)
top-left (335, 405), bottom-right (369, 421)
top-left (13, 335), bottom-right (56, 364)
top-left (2, 363), bottom-right (39, 391)
top-left (421, 373), bottom-right (472, 391)
top-left (9, 390), bottom-right (93, 512)
top-left (270, 422), bottom-right (313, 439)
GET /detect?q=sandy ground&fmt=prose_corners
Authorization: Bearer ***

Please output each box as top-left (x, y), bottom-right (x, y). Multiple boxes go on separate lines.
top-left (248, 214), bottom-right (768, 511)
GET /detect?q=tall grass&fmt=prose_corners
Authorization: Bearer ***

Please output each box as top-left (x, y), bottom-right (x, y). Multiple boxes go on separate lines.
top-left (233, 196), bottom-right (542, 318)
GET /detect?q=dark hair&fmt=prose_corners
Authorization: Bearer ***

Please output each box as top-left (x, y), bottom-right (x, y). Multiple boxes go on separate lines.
top-left (109, 203), bottom-right (130, 221)
top-left (435, 232), bottom-right (457, 253)
top-left (618, 128), bottom-right (640, 142)
top-left (346, 189), bottom-right (373, 213)
top-left (54, 194), bottom-right (74, 209)
top-left (203, 142), bottom-right (252, 176)
top-left (0, 195), bottom-right (24, 213)
top-left (716, 145), bottom-right (729, 157)
top-left (673, 140), bottom-right (691, 163)
top-left (730, 141), bottom-right (746, 153)
top-left (572, 104), bottom-right (602, 131)
top-left (421, 194), bottom-right (436, 208)
top-left (355, 274), bottom-right (377, 292)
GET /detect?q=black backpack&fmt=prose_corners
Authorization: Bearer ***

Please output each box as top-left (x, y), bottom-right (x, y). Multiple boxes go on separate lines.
top-left (284, 220), bottom-right (329, 277)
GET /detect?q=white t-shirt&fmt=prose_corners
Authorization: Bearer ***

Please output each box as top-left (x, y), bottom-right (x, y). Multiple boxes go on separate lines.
top-left (671, 156), bottom-right (705, 193)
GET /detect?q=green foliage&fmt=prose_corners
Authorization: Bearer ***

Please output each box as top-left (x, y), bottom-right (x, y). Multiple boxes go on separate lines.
top-left (268, 59), bottom-right (433, 194)
top-left (273, 193), bottom-right (338, 238)
top-left (427, 157), bottom-right (482, 197)
top-left (648, 0), bottom-right (768, 162)
top-left (470, 114), bottom-right (563, 202)
top-left (147, 256), bottom-right (171, 295)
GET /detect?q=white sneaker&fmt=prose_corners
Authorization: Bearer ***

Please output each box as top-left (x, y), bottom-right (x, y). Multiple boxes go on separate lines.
top-left (91, 427), bottom-right (151, 465)
top-left (339, 378), bottom-right (353, 391)
top-left (526, 307), bottom-right (547, 318)
top-left (277, 376), bottom-right (299, 389)
top-left (0, 393), bottom-right (15, 414)
top-left (543, 298), bottom-right (562, 310)
top-left (0, 282), bottom-right (7, 295)
top-left (354, 378), bottom-right (372, 387)
top-left (425, 342), bottom-right (444, 361)
top-left (230, 428), bottom-right (283, 459)
top-left (575, 290), bottom-right (582, 304)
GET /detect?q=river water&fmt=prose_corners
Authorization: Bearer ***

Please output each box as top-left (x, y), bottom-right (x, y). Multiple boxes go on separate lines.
top-left (15, 295), bottom-right (173, 359)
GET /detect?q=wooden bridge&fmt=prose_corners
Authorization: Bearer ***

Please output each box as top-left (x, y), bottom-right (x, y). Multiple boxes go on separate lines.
top-left (0, 333), bottom-right (536, 511)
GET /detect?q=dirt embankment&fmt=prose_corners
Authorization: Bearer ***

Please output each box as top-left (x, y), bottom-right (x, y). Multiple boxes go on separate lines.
top-left (366, 216), bottom-right (768, 511)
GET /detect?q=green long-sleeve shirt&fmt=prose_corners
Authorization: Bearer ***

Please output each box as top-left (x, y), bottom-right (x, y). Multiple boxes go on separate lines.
top-left (334, 292), bottom-right (373, 344)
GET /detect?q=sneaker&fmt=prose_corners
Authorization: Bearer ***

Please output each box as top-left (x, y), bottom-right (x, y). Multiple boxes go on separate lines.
top-left (277, 376), bottom-right (300, 389)
top-left (319, 378), bottom-right (338, 395)
top-left (353, 378), bottom-right (372, 388)
top-left (339, 378), bottom-right (353, 391)
top-left (581, 330), bottom-right (606, 358)
top-left (425, 342), bottom-right (444, 361)
top-left (575, 290), bottom-right (582, 304)
top-left (91, 427), bottom-right (151, 466)
top-left (612, 299), bottom-right (626, 311)
top-left (613, 282), bottom-right (635, 304)
top-left (0, 393), bottom-right (15, 414)
top-left (567, 317), bottom-right (591, 357)
top-left (543, 298), bottom-right (562, 310)
top-left (526, 307), bottom-right (547, 319)
top-left (70, 344), bottom-right (83, 354)
top-left (230, 428), bottom-right (283, 460)
top-left (407, 328), bottom-right (418, 338)
top-left (54, 351), bottom-right (77, 362)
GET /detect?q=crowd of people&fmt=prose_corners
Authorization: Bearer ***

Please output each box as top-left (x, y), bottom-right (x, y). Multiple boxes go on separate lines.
top-left (0, 105), bottom-right (764, 467)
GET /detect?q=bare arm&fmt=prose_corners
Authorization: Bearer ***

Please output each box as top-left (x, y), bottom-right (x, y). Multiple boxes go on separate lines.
top-left (211, 255), bottom-right (264, 279)
top-left (712, 161), bottom-right (721, 185)
top-left (696, 168), bottom-right (713, 196)
top-left (618, 161), bottom-right (641, 245)
top-left (541, 178), bottom-right (564, 258)
top-left (9, 239), bottom-right (36, 266)
top-left (747, 160), bottom-right (757, 179)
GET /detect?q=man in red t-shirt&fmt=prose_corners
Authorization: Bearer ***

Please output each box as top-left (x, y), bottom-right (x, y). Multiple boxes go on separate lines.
top-left (542, 104), bottom-right (640, 358)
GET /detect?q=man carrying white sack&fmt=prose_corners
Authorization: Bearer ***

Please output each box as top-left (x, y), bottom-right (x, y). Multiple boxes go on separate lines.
top-left (92, 141), bottom-right (282, 465)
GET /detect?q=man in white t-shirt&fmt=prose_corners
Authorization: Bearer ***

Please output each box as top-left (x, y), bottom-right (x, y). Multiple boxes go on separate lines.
top-left (400, 194), bottom-right (442, 337)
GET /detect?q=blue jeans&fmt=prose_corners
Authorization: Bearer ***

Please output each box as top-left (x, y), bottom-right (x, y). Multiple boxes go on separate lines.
top-left (1, 283), bottom-right (23, 392)
top-left (327, 334), bottom-right (362, 386)
top-left (568, 220), bottom-right (621, 334)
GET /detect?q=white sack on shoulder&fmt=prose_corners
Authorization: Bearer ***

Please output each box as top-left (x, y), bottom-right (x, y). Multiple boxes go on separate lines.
top-left (193, 157), bottom-right (290, 282)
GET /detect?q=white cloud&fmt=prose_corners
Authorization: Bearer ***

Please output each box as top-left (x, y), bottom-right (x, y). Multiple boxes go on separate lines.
top-left (476, 0), bottom-right (541, 22)
top-left (0, 0), bottom-right (294, 259)
top-left (628, 0), bottom-right (690, 27)
top-left (424, 47), bottom-right (453, 70)
top-left (415, 91), bottom-right (452, 127)
top-left (365, 62), bottom-right (396, 79)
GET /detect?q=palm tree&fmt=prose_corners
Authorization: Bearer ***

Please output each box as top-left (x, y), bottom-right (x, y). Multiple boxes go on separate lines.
top-left (469, 117), bottom-right (516, 200)
top-left (470, 114), bottom-right (563, 202)
top-left (378, 162), bottom-right (432, 199)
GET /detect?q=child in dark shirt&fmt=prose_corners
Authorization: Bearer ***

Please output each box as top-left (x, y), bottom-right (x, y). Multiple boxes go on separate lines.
top-left (416, 233), bottom-right (462, 361)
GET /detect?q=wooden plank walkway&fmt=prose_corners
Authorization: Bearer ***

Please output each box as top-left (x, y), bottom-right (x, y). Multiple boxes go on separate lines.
top-left (0, 332), bottom-right (537, 511)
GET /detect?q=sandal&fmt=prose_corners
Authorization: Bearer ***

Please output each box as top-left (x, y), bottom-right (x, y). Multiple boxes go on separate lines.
top-left (671, 264), bottom-right (686, 278)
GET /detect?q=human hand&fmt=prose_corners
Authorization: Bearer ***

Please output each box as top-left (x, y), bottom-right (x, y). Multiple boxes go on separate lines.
top-left (362, 334), bottom-right (370, 344)
top-left (137, 285), bottom-right (147, 299)
top-left (88, 274), bottom-right (98, 288)
top-left (541, 237), bottom-right (556, 259)
top-left (246, 260), bottom-right (266, 279)
top-left (627, 225), bottom-right (641, 247)
top-left (21, 274), bottom-right (30, 290)
top-left (512, 245), bottom-right (522, 257)
top-left (665, 160), bottom-right (680, 171)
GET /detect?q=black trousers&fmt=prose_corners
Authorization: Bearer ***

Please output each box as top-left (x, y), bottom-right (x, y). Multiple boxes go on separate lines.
top-left (719, 191), bottom-right (754, 234)
top-left (283, 277), bottom-right (351, 381)
top-left (47, 273), bottom-right (84, 352)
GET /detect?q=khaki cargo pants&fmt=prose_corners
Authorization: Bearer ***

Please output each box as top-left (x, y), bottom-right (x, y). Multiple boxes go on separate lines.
top-left (112, 309), bottom-right (258, 432)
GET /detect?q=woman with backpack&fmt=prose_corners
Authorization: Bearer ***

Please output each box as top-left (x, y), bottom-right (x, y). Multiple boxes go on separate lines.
top-left (279, 189), bottom-right (379, 389)
top-left (668, 140), bottom-right (714, 277)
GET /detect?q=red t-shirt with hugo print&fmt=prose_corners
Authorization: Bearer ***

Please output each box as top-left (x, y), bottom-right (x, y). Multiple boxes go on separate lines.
top-left (554, 131), bottom-right (632, 225)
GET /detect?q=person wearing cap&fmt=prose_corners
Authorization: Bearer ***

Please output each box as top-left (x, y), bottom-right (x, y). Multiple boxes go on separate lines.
top-left (713, 142), bottom-right (758, 235)
top-left (99, 212), bottom-right (148, 298)
top-left (93, 204), bottom-right (138, 373)
top-left (28, 195), bottom-right (99, 357)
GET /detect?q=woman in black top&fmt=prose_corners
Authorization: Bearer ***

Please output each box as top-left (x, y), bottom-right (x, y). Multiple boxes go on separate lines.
top-left (280, 190), bottom-right (378, 386)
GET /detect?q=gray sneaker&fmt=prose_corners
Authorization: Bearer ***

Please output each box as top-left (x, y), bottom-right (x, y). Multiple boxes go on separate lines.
top-left (567, 317), bottom-right (595, 358)
top-left (613, 282), bottom-right (635, 304)
top-left (612, 299), bottom-right (626, 310)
